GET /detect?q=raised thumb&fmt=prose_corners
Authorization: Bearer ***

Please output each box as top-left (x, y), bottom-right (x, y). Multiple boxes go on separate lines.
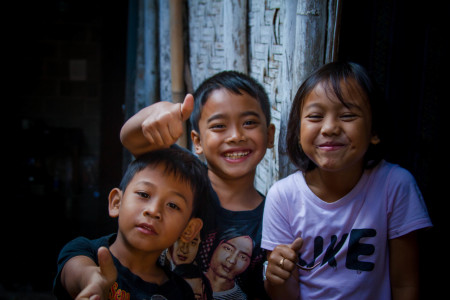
top-left (97, 247), bottom-right (117, 282)
top-left (288, 237), bottom-right (303, 253)
top-left (180, 94), bottom-right (194, 121)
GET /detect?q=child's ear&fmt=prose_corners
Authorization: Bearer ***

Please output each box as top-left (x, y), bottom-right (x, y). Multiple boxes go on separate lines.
top-left (371, 134), bottom-right (380, 145)
top-left (108, 188), bottom-right (122, 218)
top-left (267, 123), bottom-right (276, 149)
top-left (180, 218), bottom-right (203, 243)
top-left (191, 130), bottom-right (203, 155)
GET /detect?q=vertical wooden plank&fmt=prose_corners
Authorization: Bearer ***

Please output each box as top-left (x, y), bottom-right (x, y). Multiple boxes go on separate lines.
top-left (170, 0), bottom-right (185, 100)
top-left (276, 0), bottom-right (302, 183)
top-left (325, 0), bottom-right (342, 62)
top-left (159, 0), bottom-right (172, 102)
top-left (224, 0), bottom-right (248, 72)
top-left (135, 0), bottom-right (158, 113)
top-left (170, 0), bottom-right (187, 147)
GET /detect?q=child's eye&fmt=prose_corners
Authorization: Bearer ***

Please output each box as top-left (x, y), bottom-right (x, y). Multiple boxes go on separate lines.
top-left (167, 202), bottom-right (180, 210)
top-left (305, 114), bottom-right (323, 121)
top-left (243, 120), bottom-right (258, 127)
top-left (136, 191), bottom-right (150, 198)
top-left (340, 113), bottom-right (358, 121)
top-left (209, 123), bottom-right (226, 130)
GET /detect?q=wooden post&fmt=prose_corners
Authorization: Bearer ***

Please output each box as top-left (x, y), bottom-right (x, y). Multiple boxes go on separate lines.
top-left (170, 0), bottom-right (188, 148)
top-left (276, 0), bottom-right (334, 179)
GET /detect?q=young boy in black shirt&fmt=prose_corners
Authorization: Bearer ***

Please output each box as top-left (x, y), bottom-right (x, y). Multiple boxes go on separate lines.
top-left (54, 147), bottom-right (209, 300)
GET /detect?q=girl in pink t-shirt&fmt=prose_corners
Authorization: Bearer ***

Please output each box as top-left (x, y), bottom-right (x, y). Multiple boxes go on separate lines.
top-left (262, 61), bottom-right (431, 299)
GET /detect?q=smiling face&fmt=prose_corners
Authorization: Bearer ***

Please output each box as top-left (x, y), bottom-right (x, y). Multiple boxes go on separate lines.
top-left (192, 88), bottom-right (275, 181)
top-left (109, 164), bottom-right (194, 254)
top-left (299, 79), bottom-right (379, 174)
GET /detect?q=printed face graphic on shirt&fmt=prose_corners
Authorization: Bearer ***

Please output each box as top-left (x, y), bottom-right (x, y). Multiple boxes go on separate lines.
top-left (208, 235), bottom-right (253, 282)
top-left (169, 233), bottom-right (201, 266)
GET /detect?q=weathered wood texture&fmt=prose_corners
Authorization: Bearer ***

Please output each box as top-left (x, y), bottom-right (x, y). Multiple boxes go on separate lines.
top-left (188, 0), bottom-right (248, 90)
top-left (159, 0), bottom-right (172, 102)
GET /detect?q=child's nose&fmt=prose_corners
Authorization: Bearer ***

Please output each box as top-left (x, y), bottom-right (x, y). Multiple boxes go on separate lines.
top-left (143, 200), bottom-right (162, 220)
top-left (225, 126), bottom-right (247, 143)
top-left (321, 117), bottom-right (341, 136)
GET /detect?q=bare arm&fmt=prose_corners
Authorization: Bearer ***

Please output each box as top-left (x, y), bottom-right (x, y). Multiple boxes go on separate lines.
top-left (120, 94), bottom-right (194, 157)
top-left (60, 247), bottom-right (117, 300)
top-left (264, 238), bottom-right (303, 300)
top-left (389, 232), bottom-right (420, 300)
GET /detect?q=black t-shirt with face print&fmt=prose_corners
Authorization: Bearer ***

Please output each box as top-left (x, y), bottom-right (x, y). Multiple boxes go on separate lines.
top-left (54, 234), bottom-right (195, 300)
top-left (195, 188), bottom-right (269, 300)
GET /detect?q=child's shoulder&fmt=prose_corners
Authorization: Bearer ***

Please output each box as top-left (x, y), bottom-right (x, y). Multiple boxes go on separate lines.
top-left (268, 170), bottom-right (304, 191)
top-left (59, 234), bottom-right (115, 260)
top-left (65, 234), bottom-right (115, 249)
top-left (370, 160), bottom-right (416, 182)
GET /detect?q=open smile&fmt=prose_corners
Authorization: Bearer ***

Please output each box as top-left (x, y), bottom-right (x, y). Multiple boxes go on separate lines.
top-left (223, 150), bottom-right (251, 160)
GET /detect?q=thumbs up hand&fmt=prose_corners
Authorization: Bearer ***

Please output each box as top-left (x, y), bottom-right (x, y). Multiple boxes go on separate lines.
top-left (265, 237), bottom-right (303, 286)
top-left (75, 247), bottom-right (118, 300)
top-left (141, 94), bottom-right (194, 148)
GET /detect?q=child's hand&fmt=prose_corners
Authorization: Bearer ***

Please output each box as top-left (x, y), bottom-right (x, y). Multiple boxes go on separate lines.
top-left (266, 238), bottom-right (303, 285)
top-left (75, 247), bottom-right (117, 300)
top-left (141, 94), bottom-right (194, 148)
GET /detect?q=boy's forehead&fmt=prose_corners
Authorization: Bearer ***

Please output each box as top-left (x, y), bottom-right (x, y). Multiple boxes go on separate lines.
top-left (134, 165), bottom-right (193, 195)
top-left (205, 88), bottom-right (256, 103)
top-left (201, 88), bottom-right (266, 118)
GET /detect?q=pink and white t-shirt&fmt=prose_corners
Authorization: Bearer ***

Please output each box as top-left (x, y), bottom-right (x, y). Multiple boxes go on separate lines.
top-left (262, 160), bottom-right (432, 300)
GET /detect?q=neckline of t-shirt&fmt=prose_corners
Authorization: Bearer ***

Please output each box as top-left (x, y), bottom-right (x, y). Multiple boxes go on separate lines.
top-left (211, 188), bottom-right (265, 219)
top-left (297, 170), bottom-right (370, 209)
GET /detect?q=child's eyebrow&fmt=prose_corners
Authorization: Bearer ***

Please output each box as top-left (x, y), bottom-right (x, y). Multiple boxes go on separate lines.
top-left (240, 111), bottom-right (261, 118)
top-left (302, 102), bottom-right (322, 110)
top-left (206, 111), bottom-right (261, 123)
top-left (206, 113), bottom-right (226, 123)
top-left (342, 102), bottom-right (364, 111)
top-left (303, 101), bottom-right (362, 111)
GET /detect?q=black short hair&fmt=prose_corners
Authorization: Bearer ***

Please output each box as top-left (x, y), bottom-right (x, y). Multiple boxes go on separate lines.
top-left (191, 71), bottom-right (271, 132)
top-left (119, 146), bottom-right (211, 218)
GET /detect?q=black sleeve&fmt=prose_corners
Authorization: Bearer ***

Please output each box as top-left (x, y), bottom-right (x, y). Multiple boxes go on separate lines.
top-left (53, 235), bottom-right (110, 299)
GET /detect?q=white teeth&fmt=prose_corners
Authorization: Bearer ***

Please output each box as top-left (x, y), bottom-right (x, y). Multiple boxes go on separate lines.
top-left (225, 151), bottom-right (249, 159)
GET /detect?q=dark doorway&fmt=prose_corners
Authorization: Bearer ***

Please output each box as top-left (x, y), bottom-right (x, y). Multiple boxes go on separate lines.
top-left (4, 0), bottom-right (128, 296)
top-left (339, 0), bottom-right (446, 297)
